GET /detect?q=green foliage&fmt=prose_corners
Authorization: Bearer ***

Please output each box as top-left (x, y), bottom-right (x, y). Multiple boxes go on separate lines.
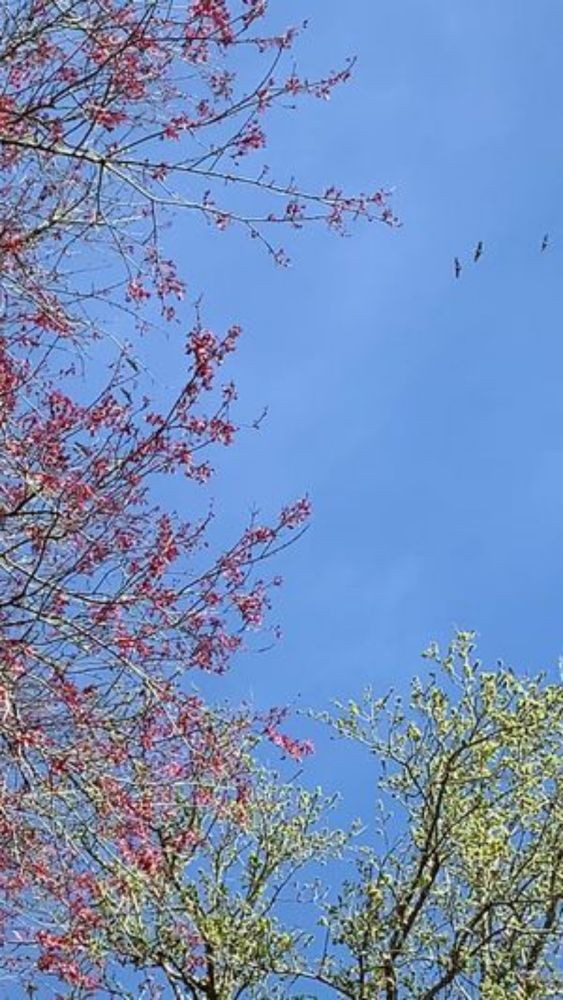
top-left (93, 770), bottom-right (349, 998)
top-left (314, 632), bottom-right (563, 998)
top-left (88, 633), bottom-right (563, 997)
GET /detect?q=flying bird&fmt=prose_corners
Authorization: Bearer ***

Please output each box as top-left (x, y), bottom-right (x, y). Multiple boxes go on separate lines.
top-left (473, 241), bottom-right (484, 262)
top-left (541, 233), bottom-right (549, 252)
top-left (454, 257), bottom-right (462, 279)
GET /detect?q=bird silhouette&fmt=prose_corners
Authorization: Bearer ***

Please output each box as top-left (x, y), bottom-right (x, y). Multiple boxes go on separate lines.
top-left (473, 241), bottom-right (484, 262)
top-left (541, 233), bottom-right (549, 252)
top-left (454, 257), bottom-right (462, 279)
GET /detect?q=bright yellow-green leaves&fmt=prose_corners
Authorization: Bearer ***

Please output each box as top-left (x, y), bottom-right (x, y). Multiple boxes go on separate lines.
top-left (317, 632), bottom-right (563, 998)
top-left (69, 633), bottom-right (563, 997)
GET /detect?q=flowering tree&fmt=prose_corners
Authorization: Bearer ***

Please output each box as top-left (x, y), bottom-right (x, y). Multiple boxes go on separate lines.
top-left (0, 0), bottom-right (396, 994)
top-left (0, 0), bottom-right (396, 326)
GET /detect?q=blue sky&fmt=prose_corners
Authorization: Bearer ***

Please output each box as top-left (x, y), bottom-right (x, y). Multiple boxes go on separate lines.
top-left (153, 0), bottom-right (563, 806)
top-left (5, 3), bottom-right (563, 997)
